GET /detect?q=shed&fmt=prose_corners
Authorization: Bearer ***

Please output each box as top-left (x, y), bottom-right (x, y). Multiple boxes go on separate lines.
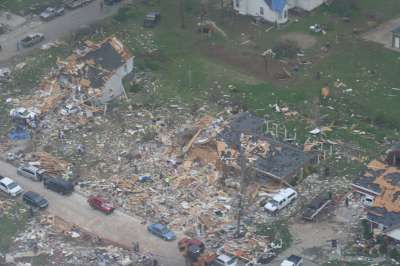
top-left (392, 26), bottom-right (400, 49)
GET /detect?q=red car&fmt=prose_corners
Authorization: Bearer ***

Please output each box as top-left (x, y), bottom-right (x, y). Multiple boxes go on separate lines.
top-left (87, 195), bottom-right (115, 214)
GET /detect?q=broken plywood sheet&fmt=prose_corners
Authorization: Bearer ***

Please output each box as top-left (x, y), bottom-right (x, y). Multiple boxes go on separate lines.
top-left (33, 152), bottom-right (69, 176)
top-left (368, 160), bottom-right (387, 170)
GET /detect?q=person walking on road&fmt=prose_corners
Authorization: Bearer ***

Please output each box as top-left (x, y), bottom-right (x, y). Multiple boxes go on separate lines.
top-left (100, 0), bottom-right (104, 11)
top-left (16, 40), bottom-right (20, 51)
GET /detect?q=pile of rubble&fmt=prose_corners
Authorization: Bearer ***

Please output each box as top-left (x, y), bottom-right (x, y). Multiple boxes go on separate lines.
top-left (3, 215), bottom-right (138, 266)
top-left (2, 35), bottom-right (346, 264)
top-left (0, 198), bottom-right (17, 216)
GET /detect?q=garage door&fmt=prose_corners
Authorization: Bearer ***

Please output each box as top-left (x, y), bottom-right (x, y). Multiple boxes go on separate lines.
top-left (395, 36), bottom-right (400, 48)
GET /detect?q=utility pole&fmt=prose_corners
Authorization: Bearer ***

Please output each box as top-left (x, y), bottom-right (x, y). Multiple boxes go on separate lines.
top-left (236, 134), bottom-right (248, 238)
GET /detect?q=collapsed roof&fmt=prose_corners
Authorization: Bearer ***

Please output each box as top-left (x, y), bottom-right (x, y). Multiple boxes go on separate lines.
top-left (58, 36), bottom-right (133, 101)
top-left (217, 112), bottom-right (314, 181)
top-left (355, 159), bottom-right (400, 226)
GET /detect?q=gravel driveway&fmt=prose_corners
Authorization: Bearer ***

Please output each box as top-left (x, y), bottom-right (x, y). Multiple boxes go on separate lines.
top-left (0, 160), bottom-right (185, 266)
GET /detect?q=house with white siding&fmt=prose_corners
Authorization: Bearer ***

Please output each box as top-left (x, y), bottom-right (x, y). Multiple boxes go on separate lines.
top-left (233, 0), bottom-right (327, 24)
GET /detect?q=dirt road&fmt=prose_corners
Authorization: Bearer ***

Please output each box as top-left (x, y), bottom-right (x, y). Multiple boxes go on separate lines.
top-left (0, 0), bottom-right (122, 64)
top-left (0, 160), bottom-right (185, 266)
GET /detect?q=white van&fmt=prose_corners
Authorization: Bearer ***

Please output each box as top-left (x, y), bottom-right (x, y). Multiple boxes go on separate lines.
top-left (264, 188), bottom-right (298, 213)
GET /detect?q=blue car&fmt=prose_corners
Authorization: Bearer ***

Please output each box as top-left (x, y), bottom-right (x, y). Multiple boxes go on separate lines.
top-left (147, 223), bottom-right (176, 241)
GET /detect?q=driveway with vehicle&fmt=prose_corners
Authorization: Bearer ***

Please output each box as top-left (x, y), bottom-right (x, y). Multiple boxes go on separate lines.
top-left (0, 0), bottom-right (123, 64)
top-left (0, 159), bottom-right (185, 266)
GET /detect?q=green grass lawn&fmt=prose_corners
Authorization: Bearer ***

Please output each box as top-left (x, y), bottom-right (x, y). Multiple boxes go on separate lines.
top-left (4, 0), bottom-right (400, 161)
top-left (0, 203), bottom-right (28, 252)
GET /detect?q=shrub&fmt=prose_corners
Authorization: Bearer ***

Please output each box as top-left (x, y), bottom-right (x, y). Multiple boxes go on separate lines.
top-left (390, 248), bottom-right (400, 262)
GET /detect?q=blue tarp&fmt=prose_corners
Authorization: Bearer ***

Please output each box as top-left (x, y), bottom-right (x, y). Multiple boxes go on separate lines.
top-left (8, 127), bottom-right (30, 141)
top-left (265, 0), bottom-right (287, 14)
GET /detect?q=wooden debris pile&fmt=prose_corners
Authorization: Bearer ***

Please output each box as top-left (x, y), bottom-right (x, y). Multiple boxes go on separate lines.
top-left (33, 152), bottom-right (69, 176)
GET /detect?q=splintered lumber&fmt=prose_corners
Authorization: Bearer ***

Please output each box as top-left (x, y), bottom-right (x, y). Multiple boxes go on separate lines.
top-left (33, 152), bottom-right (68, 176)
top-left (283, 67), bottom-right (292, 78)
top-left (251, 166), bottom-right (293, 188)
top-left (182, 128), bottom-right (203, 155)
top-left (302, 192), bottom-right (332, 221)
top-left (182, 115), bottom-right (215, 155)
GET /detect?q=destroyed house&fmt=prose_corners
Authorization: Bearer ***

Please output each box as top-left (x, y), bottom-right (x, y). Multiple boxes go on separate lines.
top-left (353, 160), bottom-right (400, 232)
top-left (217, 112), bottom-right (314, 183)
top-left (58, 37), bottom-right (134, 105)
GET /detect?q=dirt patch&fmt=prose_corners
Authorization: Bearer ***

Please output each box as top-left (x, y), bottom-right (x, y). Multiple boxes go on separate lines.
top-left (201, 43), bottom-right (298, 84)
top-left (280, 32), bottom-right (317, 50)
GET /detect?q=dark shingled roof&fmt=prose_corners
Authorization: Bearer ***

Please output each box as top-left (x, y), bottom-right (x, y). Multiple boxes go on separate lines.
top-left (82, 42), bottom-right (125, 71)
top-left (367, 207), bottom-right (400, 228)
top-left (84, 65), bottom-right (107, 89)
top-left (352, 170), bottom-right (383, 195)
top-left (385, 172), bottom-right (400, 186)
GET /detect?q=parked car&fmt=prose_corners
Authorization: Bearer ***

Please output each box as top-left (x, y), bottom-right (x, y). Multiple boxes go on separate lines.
top-left (214, 254), bottom-right (237, 266)
top-left (22, 191), bottom-right (48, 209)
top-left (104, 0), bottom-right (122, 5)
top-left (143, 12), bottom-right (161, 28)
top-left (39, 7), bottom-right (65, 21)
top-left (0, 175), bottom-right (23, 197)
top-left (87, 195), bottom-right (115, 214)
top-left (44, 177), bottom-right (74, 195)
top-left (281, 255), bottom-right (303, 266)
top-left (264, 188), bottom-right (297, 213)
top-left (147, 223), bottom-right (176, 241)
top-left (17, 165), bottom-right (46, 181)
top-left (20, 33), bottom-right (44, 48)
top-left (178, 237), bottom-right (205, 253)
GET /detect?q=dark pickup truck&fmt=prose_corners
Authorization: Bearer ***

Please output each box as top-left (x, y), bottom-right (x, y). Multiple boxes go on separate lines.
top-left (143, 12), bottom-right (161, 28)
top-left (302, 191), bottom-right (332, 221)
top-left (20, 33), bottom-right (44, 48)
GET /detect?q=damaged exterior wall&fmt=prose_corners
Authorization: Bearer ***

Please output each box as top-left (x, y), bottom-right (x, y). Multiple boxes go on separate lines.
top-left (233, 0), bottom-right (289, 24)
top-left (101, 57), bottom-right (133, 103)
